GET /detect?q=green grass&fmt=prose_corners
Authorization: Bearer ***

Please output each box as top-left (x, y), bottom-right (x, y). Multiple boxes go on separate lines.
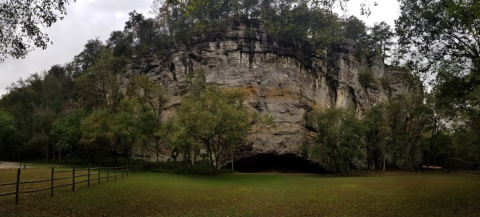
top-left (1, 169), bottom-right (479, 216)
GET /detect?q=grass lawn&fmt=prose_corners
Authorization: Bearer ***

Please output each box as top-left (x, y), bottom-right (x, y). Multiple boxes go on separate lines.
top-left (0, 169), bottom-right (479, 217)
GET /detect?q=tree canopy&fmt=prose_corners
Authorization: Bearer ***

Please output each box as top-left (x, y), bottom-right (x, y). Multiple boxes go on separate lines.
top-left (173, 86), bottom-right (252, 176)
top-left (0, 0), bottom-right (75, 62)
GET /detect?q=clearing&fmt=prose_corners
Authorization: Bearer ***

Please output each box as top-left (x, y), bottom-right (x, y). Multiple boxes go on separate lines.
top-left (0, 168), bottom-right (479, 216)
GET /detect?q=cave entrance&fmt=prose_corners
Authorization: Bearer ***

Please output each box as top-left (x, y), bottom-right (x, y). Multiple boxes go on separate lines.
top-left (223, 154), bottom-right (327, 173)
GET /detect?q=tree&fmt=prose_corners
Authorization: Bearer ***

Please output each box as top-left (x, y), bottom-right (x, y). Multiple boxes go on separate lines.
top-left (0, 0), bottom-right (75, 62)
top-left (80, 109), bottom-right (116, 163)
top-left (385, 93), bottom-right (428, 170)
top-left (342, 16), bottom-right (368, 61)
top-left (423, 93), bottom-right (447, 169)
top-left (50, 109), bottom-right (87, 162)
top-left (342, 16), bottom-right (367, 43)
top-left (363, 104), bottom-right (391, 171)
top-left (397, 2), bottom-right (480, 157)
top-left (396, 0), bottom-right (480, 72)
top-left (127, 75), bottom-right (169, 162)
top-left (107, 31), bottom-right (134, 59)
top-left (0, 110), bottom-right (15, 159)
top-left (309, 108), bottom-right (364, 174)
top-left (174, 86), bottom-right (252, 176)
top-left (74, 49), bottom-right (123, 112)
top-left (368, 21), bottom-right (394, 61)
top-left (72, 39), bottom-right (105, 76)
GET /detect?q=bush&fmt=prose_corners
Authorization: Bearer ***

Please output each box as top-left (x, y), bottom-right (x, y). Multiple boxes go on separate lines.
top-left (135, 160), bottom-right (232, 175)
top-left (381, 78), bottom-right (392, 94)
top-left (358, 69), bottom-right (374, 88)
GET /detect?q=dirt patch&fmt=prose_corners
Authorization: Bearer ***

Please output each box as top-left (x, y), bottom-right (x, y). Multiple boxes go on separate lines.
top-left (0, 162), bottom-right (22, 169)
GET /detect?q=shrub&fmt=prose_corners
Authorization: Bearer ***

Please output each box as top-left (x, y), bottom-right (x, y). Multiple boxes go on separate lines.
top-left (135, 160), bottom-right (232, 175)
top-left (358, 69), bottom-right (374, 88)
top-left (381, 78), bottom-right (392, 94)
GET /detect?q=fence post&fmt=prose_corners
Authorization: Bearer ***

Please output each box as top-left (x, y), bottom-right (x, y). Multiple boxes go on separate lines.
top-left (127, 164), bottom-right (129, 177)
top-left (15, 168), bottom-right (20, 205)
top-left (51, 167), bottom-right (54, 197)
top-left (114, 165), bottom-right (117, 181)
top-left (87, 165), bottom-right (90, 187)
top-left (121, 165), bottom-right (124, 178)
top-left (98, 165), bottom-right (100, 183)
top-left (72, 166), bottom-right (75, 191)
top-left (107, 165), bottom-right (109, 182)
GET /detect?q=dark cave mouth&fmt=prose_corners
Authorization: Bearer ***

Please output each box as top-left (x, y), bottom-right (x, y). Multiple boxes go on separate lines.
top-left (223, 154), bottom-right (327, 173)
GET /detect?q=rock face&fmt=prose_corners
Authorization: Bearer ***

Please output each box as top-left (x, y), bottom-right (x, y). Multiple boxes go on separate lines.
top-left (123, 23), bottom-right (408, 164)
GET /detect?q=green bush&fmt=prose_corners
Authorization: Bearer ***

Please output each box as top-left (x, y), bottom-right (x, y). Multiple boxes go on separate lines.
top-left (135, 160), bottom-right (232, 175)
top-left (381, 78), bottom-right (392, 94)
top-left (358, 69), bottom-right (374, 88)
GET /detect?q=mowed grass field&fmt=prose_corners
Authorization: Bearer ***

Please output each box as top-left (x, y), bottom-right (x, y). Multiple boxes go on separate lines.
top-left (0, 168), bottom-right (479, 217)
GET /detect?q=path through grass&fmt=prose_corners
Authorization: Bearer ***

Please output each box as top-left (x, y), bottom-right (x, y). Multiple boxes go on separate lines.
top-left (1, 169), bottom-right (479, 216)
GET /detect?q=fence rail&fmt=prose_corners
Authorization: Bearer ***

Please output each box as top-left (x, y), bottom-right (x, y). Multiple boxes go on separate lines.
top-left (0, 165), bottom-right (137, 204)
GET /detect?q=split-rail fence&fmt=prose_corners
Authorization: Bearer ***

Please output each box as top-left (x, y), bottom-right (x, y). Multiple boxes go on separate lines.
top-left (0, 165), bottom-right (137, 204)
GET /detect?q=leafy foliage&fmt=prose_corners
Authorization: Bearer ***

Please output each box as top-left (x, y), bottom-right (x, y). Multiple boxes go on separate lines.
top-left (358, 69), bottom-right (374, 88)
top-left (0, 0), bottom-right (75, 62)
top-left (396, 0), bottom-right (480, 72)
top-left (172, 86), bottom-right (252, 176)
top-left (50, 109), bottom-right (87, 160)
top-left (368, 21), bottom-right (394, 60)
top-left (308, 108), bottom-right (364, 173)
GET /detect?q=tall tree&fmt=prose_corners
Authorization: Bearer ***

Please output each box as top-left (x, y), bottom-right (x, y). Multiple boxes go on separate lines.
top-left (0, 110), bottom-right (15, 159)
top-left (396, 0), bottom-right (480, 72)
top-left (50, 109), bottom-right (87, 162)
top-left (309, 108), bottom-right (364, 174)
top-left (368, 21), bottom-right (394, 61)
top-left (72, 39), bottom-right (105, 77)
top-left (363, 104), bottom-right (391, 171)
top-left (127, 75), bottom-right (169, 162)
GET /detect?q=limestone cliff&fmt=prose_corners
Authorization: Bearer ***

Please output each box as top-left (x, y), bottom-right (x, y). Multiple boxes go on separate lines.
top-left (122, 23), bottom-right (409, 163)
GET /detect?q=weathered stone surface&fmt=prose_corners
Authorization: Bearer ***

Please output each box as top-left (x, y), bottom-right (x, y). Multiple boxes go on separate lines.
top-left (122, 24), bottom-right (408, 163)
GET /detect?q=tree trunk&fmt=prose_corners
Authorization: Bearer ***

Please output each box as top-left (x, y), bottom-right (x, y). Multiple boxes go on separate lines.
top-left (332, 153), bottom-right (340, 172)
top-left (141, 142), bottom-right (144, 161)
top-left (155, 137), bottom-right (160, 163)
top-left (383, 153), bottom-right (386, 172)
top-left (367, 144), bottom-right (370, 170)
top-left (231, 146), bottom-right (234, 172)
top-left (46, 143), bottom-right (49, 162)
top-left (193, 150), bottom-right (198, 170)
top-left (214, 154), bottom-right (221, 177)
top-left (10, 140), bottom-right (14, 161)
top-left (206, 144), bottom-right (217, 176)
top-left (427, 151), bottom-right (431, 169)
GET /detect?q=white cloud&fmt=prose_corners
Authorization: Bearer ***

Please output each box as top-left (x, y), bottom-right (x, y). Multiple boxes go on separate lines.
top-left (339, 0), bottom-right (400, 28)
top-left (115, 11), bottom-right (127, 19)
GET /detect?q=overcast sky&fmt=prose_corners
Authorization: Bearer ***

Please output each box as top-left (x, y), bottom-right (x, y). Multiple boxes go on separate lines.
top-left (0, 0), bottom-right (400, 96)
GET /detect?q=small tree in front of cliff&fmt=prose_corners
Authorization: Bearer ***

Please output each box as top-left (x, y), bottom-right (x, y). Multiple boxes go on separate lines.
top-left (173, 86), bottom-right (252, 176)
top-left (309, 108), bottom-right (364, 175)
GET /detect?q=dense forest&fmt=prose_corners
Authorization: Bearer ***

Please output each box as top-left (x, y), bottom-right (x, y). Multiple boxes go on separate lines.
top-left (0, 0), bottom-right (479, 174)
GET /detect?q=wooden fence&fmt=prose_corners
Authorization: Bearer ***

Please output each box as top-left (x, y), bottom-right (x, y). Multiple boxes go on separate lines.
top-left (0, 165), bottom-right (137, 204)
